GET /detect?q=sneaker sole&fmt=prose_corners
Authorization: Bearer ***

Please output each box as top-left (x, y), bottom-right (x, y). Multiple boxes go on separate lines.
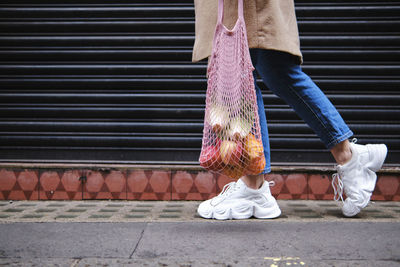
top-left (253, 203), bottom-right (282, 219)
top-left (198, 201), bottom-right (281, 220)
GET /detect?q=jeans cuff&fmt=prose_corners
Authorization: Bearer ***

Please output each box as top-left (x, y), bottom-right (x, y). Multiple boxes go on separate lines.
top-left (326, 130), bottom-right (354, 150)
top-left (260, 167), bottom-right (272, 175)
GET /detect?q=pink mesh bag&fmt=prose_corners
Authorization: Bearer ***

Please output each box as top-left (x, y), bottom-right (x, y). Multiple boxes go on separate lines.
top-left (199, 0), bottom-right (265, 179)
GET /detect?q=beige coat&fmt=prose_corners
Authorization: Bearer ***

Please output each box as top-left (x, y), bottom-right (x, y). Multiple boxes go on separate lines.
top-left (192, 0), bottom-right (303, 64)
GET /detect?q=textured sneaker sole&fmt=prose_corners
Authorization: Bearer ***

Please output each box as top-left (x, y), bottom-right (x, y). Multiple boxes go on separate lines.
top-left (198, 200), bottom-right (281, 220)
top-left (342, 200), bottom-right (361, 217)
top-left (253, 203), bottom-right (282, 219)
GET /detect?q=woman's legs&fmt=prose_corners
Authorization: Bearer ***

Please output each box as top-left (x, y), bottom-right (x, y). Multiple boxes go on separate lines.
top-left (242, 48), bottom-right (354, 189)
top-left (241, 51), bottom-right (273, 189)
top-left (251, 48), bottom-right (353, 150)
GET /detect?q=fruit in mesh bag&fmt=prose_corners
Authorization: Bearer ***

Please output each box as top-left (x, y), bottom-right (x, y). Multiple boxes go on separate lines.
top-left (243, 133), bottom-right (265, 174)
top-left (246, 155), bottom-right (266, 175)
top-left (227, 117), bottom-right (252, 141)
top-left (207, 104), bottom-right (229, 133)
top-left (222, 164), bottom-right (246, 180)
top-left (244, 133), bottom-right (263, 160)
top-left (199, 139), bottom-right (223, 171)
top-left (220, 140), bottom-right (243, 166)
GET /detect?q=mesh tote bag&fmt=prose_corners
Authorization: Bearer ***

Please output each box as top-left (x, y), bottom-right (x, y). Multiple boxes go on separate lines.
top-left (199, 0), bottom-right (265, 179)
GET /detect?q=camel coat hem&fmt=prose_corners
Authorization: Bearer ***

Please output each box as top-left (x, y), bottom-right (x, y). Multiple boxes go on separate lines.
top-left (192, 0), bottom-right (303, 64)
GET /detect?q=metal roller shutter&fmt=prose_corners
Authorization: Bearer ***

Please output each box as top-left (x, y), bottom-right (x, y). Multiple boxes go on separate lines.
top-left (0, 0), bottom-right (398, 166)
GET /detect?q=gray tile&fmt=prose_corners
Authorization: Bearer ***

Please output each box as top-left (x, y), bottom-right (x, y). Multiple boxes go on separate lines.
top-left (162, 209), bottom-right (182, 213)
top-left (3, 208), bottom-right (24, 212)
top-left (35, 209), bottom-right (57, 213)
top-left (66, 208), bottom-right (87, 212)
top-left (21, 214), bottom-right (44, 218)
top-left (56, 214), bottom-right (78, 219)
top-left (381, 204), bottom-right (400, 207)
top-left (99, 209), bottom-right (118, 213)
top-left (89, 214), bottom-right (113, 218)
top-left (159, 214), bottom-right (181, 218)
top-left (131, 209), bottom-right (151, 213)
top-left (299, 214), bottom-right (323, 218)
top-left (166, 204), bottom-right (184, 208)
top-left (293, 208), bottom-right (314, 212)
top-left (136, 204), bottom-right (154, 208)
top-left (287, 203), bottom-right (308, 207)
top-left (106, 204), bottom-right (124, 207)
top-left (47, 204), bottom-right (66, 207)
top-left (125, 214), bottom-right (146, 219)
top-left (362, 209), bottom-right (381, 213)
top-left (76, 204), bottom-right (97, 207)
top-left (318, 203), bottom-right (337, 207)
top-left (370, 215), bottom-right (395, 219)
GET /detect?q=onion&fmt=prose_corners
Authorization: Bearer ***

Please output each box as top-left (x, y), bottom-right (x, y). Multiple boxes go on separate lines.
top-left (207, 104), bottom-right (229, 133)
top-left (227, 117), bottom-right (252, 140)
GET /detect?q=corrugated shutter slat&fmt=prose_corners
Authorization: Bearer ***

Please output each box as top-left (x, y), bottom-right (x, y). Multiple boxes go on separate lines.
top-left (0, 0), bottom-right (398, 165)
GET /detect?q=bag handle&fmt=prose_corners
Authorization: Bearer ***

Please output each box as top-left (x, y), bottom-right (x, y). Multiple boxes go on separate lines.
top-left (217, 0), bottom-right (244, 25)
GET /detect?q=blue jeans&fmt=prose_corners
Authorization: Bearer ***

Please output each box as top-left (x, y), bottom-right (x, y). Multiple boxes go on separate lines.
top-left (250, 49), bottom-right (353, 174)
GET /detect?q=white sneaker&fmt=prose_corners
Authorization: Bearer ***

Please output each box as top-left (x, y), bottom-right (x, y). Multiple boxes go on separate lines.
top-left (197, 178), bottom-right (281, 220)
top-left (332, 140), bottom-right (388, 217)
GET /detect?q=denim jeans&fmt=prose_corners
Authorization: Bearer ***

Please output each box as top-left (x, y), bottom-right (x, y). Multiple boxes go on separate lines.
top-left (250, 48), bottom-right (354, 174)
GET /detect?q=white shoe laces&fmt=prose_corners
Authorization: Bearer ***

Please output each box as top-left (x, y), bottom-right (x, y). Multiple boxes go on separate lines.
top-left (331, 138), bottom-right (358, 203)
top-left (210, 180), bottom-right (275, 207)
top-left (219, 181), bottom-right (236, 196)
top-left (210, 181), bottom-right (237, 206)
top-left (215, 180), bottom-right (275, 199)
top-left (332, 170), bottom-right (344, 203)
top-left (213, 181), bottom-right (236, 200)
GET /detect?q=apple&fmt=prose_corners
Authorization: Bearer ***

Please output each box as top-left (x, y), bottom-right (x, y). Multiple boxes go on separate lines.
top-left (199, 145), bottom-right (223, 171)
top-left (220, 140), bottom-right (243, 166)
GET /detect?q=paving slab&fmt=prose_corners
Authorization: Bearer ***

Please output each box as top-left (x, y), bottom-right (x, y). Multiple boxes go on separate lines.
top-left (0, 221), bottom-right (399, 266)
top-left (0, 200), bottom-right (399, 266)
top-left (0, 222), bottom-right (146, 259)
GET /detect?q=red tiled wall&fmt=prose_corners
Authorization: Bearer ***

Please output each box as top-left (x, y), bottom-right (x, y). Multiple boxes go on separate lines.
top-left (0, 168), bottom-right (399, 201)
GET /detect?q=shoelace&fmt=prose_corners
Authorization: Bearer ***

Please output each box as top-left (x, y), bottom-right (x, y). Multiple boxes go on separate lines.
top-left (331, 138), bottom-right (358, 203)
top-left (332, 171), bottom-right (344, 203)
top-left (217, 181), bottom-right (236, 198)
top-left (210, 181), bottom-right (236, 206)
top-left (215, 180), bottom-right (275, 200)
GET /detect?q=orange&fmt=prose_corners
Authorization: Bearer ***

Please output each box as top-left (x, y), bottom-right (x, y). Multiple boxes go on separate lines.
top-left (246, 156), bottom-right (266, 175)
top-left (244, 133), bottom-right (263, 161)
top-left (222, 164), bottom-right (246, 180)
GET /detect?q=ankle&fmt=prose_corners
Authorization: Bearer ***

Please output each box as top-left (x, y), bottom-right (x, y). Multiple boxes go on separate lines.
top-left (336, 149), bottom-right (352, 165)
top-left (241, 174), bottom-right (264, 189)
top-left (331, 140), bottom-right (353, 165)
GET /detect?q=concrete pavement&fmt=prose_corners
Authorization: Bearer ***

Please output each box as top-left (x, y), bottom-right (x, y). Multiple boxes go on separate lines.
top-left (0, 200), bottom-right (399, 266)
